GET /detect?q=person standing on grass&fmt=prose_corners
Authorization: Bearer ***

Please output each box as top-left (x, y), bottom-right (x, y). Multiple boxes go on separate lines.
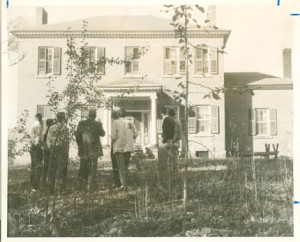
top-left (75, 109), bottom-right (106, 190)
top-left (46, 112), bottom-right (69, 195)
top-left (110, 110), bottom-right (121, 188)
top-left (158, 107), bottom-right (175, 172)
top-left (168, 108), bottom-right (182, 172)
top-left (42, 118), bottom-right (55, 185)
top-left (111, 108), bottom-right (137, 188)
top-left (29, 113), bottom-right (44, 191)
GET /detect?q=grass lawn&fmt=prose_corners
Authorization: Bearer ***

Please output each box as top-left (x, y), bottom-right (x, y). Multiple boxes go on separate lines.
top-left (7, 156), bottom-right (293, 237)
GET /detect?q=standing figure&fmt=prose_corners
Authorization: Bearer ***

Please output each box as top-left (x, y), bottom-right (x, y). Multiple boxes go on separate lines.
top-left (168, 108), bottom-right (182, 172)
top-left (158, 107), bottom-right (175, 172)
top-left (111, 108), bottom-right (137, 188)
top-left (42, 118), bottom-right (55, 185)
top-left (46, 112), bottom-right (69, 195)
top-left (29, 113), bottom-right (44, 190)
top-left (111, 110), bottom-right (121, 188)
top-left (75, 109), bottom-right (106, 189)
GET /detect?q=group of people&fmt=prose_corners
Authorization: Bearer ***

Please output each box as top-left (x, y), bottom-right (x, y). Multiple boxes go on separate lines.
top-left (30, 112), bottom-right (69, 194)
top-left (29, 105), bottom-right (182, 193)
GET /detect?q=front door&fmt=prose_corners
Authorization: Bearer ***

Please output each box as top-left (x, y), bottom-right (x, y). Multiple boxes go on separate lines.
top-left (126, 111), bottom-right (150, 148)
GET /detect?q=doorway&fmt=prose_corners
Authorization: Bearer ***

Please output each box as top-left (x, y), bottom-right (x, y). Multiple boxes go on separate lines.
top-left (126, 111), bottom-right (150, 148)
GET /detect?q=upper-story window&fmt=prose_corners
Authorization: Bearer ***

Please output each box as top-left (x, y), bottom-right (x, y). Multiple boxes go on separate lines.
top-left (83, 47), bottom-right (106, 74)
top-left (164, 47), bottom-right (185, 75)
top-left (195, 46), bottom-right (218, 75)
top-left (38, 47), bottom-right (61, 75)
top-left (125, 47), bottom-right (140, 74)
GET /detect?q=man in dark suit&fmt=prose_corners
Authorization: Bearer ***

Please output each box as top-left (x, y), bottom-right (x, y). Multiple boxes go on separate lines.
top-left (158, 107), bottom-right (175, 173)
top-left (75, 109), bottom-right (106, 189)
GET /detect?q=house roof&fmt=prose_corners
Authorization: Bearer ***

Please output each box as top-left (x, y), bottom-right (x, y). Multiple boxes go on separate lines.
top-left (224, 72), bottom-right (293, 90)
top-left (12, 15), bottom-right (231, 43)
top-left (22, 15), bottom-right (180, 32)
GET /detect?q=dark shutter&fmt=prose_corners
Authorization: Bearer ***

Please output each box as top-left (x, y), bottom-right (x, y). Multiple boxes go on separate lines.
top-left (210, 47), bottom-right (218, 74)
top-left (211, 105), bottom-right (219, 134)
top-left (97, 47), bottom-right (105, 74)
top-left (249, 109), bottom-right (256, 135)
top-left (188, 118), bottom-right (197, 134)
top-left (270, 109), bottom-right (277, 135)
top-left (53, 47), bottom-right (61, 75)
top-left (38, 47), bottom-right (47, 75)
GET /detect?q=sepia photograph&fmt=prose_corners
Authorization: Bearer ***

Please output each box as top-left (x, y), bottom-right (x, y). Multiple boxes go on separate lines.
top-left (1, 0), bottom-right (299, 240)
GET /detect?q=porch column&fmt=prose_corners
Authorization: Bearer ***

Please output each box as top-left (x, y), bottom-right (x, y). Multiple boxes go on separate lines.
top-left (150, 94), bottom-right (157, 146)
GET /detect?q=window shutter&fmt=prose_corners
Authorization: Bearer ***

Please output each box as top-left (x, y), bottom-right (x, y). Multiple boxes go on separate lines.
top-left (270, 109), bottom-right (277, 135)
top-left (210, 47), bottom-right (218, 74)
top-left (133, 60), bottom-right (139, 73)
top-left (38, 47), bottom-right (47, 75)
top-left (211, 105), bottom-right (219, 134)
top-left (249, 109), bottom-right (256, 135)
top-left (188, 118), bottom-right (197, 134)
top-left (97, 47), bottom-right (105, 74)
top-left (53, 47), bottom-right (61, 75)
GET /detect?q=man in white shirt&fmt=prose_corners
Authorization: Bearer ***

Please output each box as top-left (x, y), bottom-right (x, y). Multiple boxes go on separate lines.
top-left (29, 113), bottom-right (43, 190)
top-left (111, 108), bottom-right (137, 188)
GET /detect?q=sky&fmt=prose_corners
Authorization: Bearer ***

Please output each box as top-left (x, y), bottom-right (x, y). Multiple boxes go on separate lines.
top-left (4, 3), bottom-right (297, 127)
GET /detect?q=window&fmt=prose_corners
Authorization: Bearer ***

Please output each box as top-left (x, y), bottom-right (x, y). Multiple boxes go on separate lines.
top-left (83, 47), bottom-right (106, 74)
top-left (250, 108), bottom-right (277, 136)
top-left (38, 47), bottom-right (61, 75)
top-left (37, 105), bottom-right (53, 131)
top-left (125, 47), bottom-right (140, 74)
top-left (188, 105), bottom-right (219, 134)
top-left (164, 47), bottom-right (177, 75)
top-left (179, 47), bottom-right (186, 73)
top-left (195, 46), bottom-right (218, 75)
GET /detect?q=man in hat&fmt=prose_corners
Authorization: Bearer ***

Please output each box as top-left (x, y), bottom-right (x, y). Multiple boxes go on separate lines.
top-left (75, 109), bottom-right (106, 189)
top-left (46, 112), bottom-right (69, 195)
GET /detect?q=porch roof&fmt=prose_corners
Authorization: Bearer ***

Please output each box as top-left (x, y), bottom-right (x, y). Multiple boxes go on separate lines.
top-left (99, 79), bottom-right (162, 92)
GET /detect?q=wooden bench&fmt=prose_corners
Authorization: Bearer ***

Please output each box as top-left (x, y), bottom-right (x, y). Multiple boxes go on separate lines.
top-left (241, 144), bottom-right (279, 161)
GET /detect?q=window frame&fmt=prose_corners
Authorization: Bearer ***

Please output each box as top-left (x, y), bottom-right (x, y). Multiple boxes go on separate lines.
top-left (83, 46), bottom-right (106, 75)
top-left (194, 46), bottom-right (219, 76)
top-left (164, 46), bottom-right (178, 75)
top-left (38, 47), bottom-right (62, 76)
top-left (125, 46), bottom-right (140, 74)
top-left (251, 108), bottom-right (277, 137)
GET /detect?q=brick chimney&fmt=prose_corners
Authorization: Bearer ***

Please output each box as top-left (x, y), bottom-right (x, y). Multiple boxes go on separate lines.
top-left (207, 5), bottom-right (216, 27)
top-left (36, 7), bottom-right (48, 25)
top-left (283, 48), bottom-right (292, 79)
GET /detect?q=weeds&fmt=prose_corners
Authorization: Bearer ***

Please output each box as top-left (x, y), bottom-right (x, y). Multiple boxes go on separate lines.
top-left (7, 157), bottom-right (293, 237)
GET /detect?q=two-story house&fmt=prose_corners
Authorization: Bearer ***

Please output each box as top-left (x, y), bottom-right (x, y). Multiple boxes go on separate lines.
top-left (13, 7), bottom-right (231, 159)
